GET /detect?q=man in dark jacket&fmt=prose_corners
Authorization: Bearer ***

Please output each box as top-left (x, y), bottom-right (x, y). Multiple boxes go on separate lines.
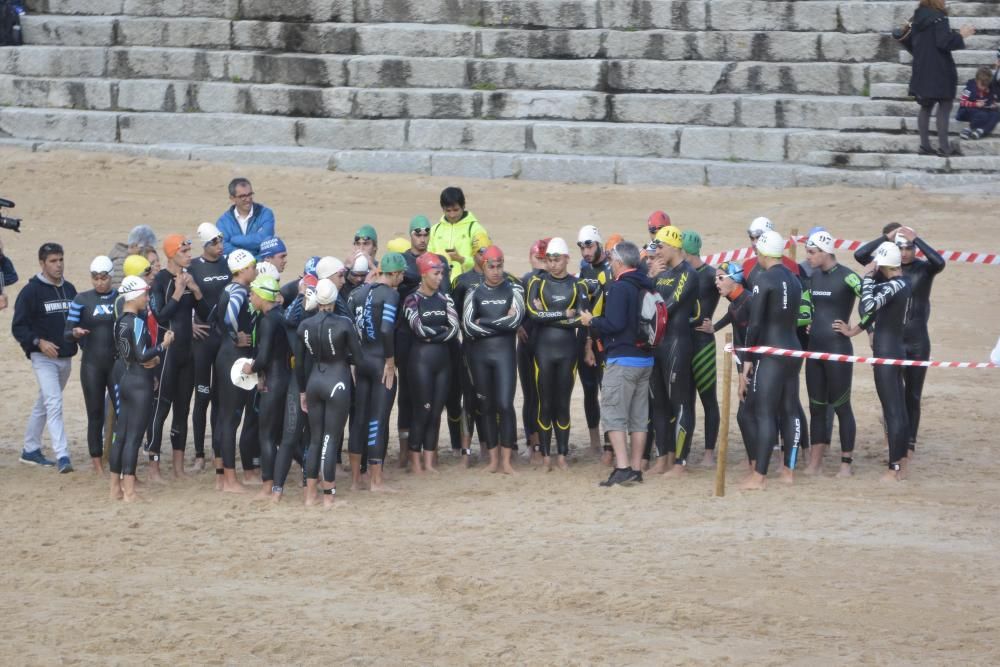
top-left (216, 178), bottom-right (276, 256)
top-left (579, 241), bottom-right (653, 487)
top-left (0, 235), bottom-right (17, 311)
top-left (11, 242), bottom-right (78, 472)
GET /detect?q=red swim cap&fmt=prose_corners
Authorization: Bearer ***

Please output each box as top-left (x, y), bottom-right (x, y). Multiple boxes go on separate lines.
top-left (647, 210), bottom-right (671, 231)
top-left (302, 274), bottom-right (318, 289)
top-left (416, 253), bottom-right (444, 275)
top-left (531, 238), bottom-right (551, 259)
top-left (483, 246), bottom-right (504, 263)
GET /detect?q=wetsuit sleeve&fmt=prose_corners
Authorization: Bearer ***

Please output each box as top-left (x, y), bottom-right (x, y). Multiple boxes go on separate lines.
top-left (250, 312), bottom-right (275, 373)
top-left (150, 273), bottom-right (180, 327)
top-left (294, 321), bottom-right (308, 389)
top-left (442, 294), bottom-right (460, 343)
top-left (913, 237), bottom-right (946, 275)
top-left (526, 276), bottom-right (569, 322)
top-left (380, 288), bottom-right (398, 358)
top-left (65, 296), bottom-right (84, 343)
top-left (223, 286), bottom-right (245, 340)
top-left (713, 311), bottom-right (732, 333)
top-left (284, 294), bottom-right (305, 327)
top-left (129, 316), bottom-right (162, 364)
top-left (461, 286), bottom-right (489, 338)
top-left (486, 283), bottom-right (526, 332)
top-left (860, 276), bottom-right (906, 316)
top-left (853, 236), bottom-right (884, 266)
top-left (745, 281), bottom-right (767, 349)
top-left (403, 293), bottom-right (436, 340)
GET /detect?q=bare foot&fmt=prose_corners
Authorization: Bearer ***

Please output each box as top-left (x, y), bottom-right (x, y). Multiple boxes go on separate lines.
top-left (662, 464), bottom-right (688, 479)
top-left (270, 490), bottom-right (283, 504)
top-left (322, 489), bottom-right (336, 508)
top-left (701, 451), bottom-right (716, 468)
top-left (499, 463), bottom-right (518, 476)
top-left (370, 482), bottom-right (399, 493)
top-left (600, 450), bottom-right (613, 467)
top-left (242, 470), bottom-right (262, 485)
top-left (424, 464), bottom-right (440, 475)
top-left (122, 490), bottom-right (146, 503)
top-left (803, 464), bottom-right (822, 477)
top-left (779, 467), bottom-right (795, 485)
top-left (92, 458), bottom-right (105, 475)
top-left (173, 467), bottom-right (189, 480)
top-left (648, 458), bottom-right (670, 475)
top-left (222, 480), bottom-right (248, 494)
top-left (484, 460), bottom-right (499, 474)
top-left (739, 472), bottom-right (767, 491)
top-left (214, 474), bottom-right (224, 491)
top-left (254, 485), bottom-right (273, 501)
top-left (109, 477), bottom-right (123, 501)
top-left (556, 456), bottom-right (569, 471)
top-left (304, 491), bottom-right (320, 506)
top-left (192, 457), bottom-right (206, 472)
top-left (836, 463), bottom-right (853, 478)
top-left (147, 460), bottom-right (166, 484)
top-left (880, 468), bottom-right (901, 483)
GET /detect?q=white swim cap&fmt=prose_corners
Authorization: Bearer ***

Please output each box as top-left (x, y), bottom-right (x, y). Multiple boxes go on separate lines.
top-left (197, 222), bottom-right (222, 246)
top-left (577, 225), bottom-right (602, 245)
top-left (545, 237), bottom-right (570, 256)
top-left (748, 216), bottom-right (775, 238)
top-left (89, 255), bottom-right (113, 274)
top-left (227, 248), bottom-right (256, 273)
top-left (256, 261), bottom-right (280, 280)
top-left (315, 278), bottom-right (338, 305)
top-left (806, 231), bottom-right (835, 254)
top-left (874, 241), bottom-right (902, 268)
top-left (316, 256), bottom-right (345, 279)
top-left (119, 275), bottom-right (149, 302)
top-left (755, 230), bottom-right (785, 259)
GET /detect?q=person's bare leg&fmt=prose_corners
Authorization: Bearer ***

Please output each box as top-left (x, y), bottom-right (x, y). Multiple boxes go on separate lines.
top-left (608, 431), bottom-right (630, 469)
top-left (304, 478), bottom-right (319, 506)
top-left (147, 458), bottom-right (165, 484)
top-left (423, 450), bottom-right (438, 474)
top-left (171, 450), bottom-right (189, 480)
top-left (739, 471), bottom-right (767, 491)
top-left (629, 433), bottom-right (648, 473)
top-left (542, 455), bottom-right (552, 473)
top-left (370, 463), bottom-right (397, 492)
top-left (350, 453), bottom-right (363, 491)
top-left (805, 443), bottom-right (827, 476)
top-left (649, 451), bottom-right (672, 475)
top-left (242, 468), bottom-right (261, 485)
top-left (398, 432), bottom-right (409, 469)
top-left (484, 447), bottom-right (499, 474)
top-left (837, 456), bottom-right (853, 478)
top-left (109, 474), bottom-right (123, 500)
top-left (92, 457), bottom-right (104, 475)
top-left (322, 482), bottom-right (336, 508)
top-left (221, 468), bottom-right (247, 494)
top-left (556, 454), bottom-right (569, 471)
top-left (122, 474), bottom-right (145, 502)
top-left (409, 450), bottom-right (424, 476)
top-left (192, 456), bottom-right (206, 472)
top-left (500, 446), bottom-right (517, 475)
top-left (701, 449), bottom-right (716, 468)
top-left (778, 466), bottom-right (795, 484)
top-left (663, 461), bottom-right (688, 479)
top-left (214, 457), bottom-right (224, 491)
top-left (588, 427), bottom-right (601, 453)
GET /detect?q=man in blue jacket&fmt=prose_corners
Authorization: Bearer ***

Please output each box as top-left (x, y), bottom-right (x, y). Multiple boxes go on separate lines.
top-left (579, 240), bottom-right (654, 487)
top-left (216, 178), bottom-right (276, 256)
top-left (11, 242), bottom-right (78, 473)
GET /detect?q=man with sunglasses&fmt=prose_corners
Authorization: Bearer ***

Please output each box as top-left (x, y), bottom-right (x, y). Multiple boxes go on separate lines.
top-left (216, 178), bottom-right (276, 256)
top-left (188, 223), bottom-right (232, 470)
top-left (12, 242), bottom-right (78, 472)
top-left (576, 225), bottom-right (612, 458)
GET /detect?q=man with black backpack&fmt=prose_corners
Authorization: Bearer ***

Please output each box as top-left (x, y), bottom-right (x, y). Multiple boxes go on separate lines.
top-left (579, 241), bottom-right (657, 487)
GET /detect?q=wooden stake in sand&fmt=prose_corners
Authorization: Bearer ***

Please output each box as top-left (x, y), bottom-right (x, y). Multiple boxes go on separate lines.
top-left (789, 226), bottom-right (799, 262)
top-left (714, 333), bottom-right (734, 497)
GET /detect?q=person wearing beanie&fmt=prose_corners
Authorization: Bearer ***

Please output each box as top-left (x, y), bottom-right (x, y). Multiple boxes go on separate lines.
top-left (216, 178), bottom-right (276, 256)
top-left (146, 234), bottom-right (203, 481)
top-left (345, 251), bottom-right (405, 491)
top-left (461, 245), bottom-right (526, 474)
top-left (428, 186), bottom-right (489, 278)
top-left (576, 225), bottom-right (613, 460)
top-left (64, 256), bottom-right (117, 474)
top-left (107, 224), bottom-right (157, 288)
top-left (12, 243), bottom-right (79, 473)
top-left (109, 277), bottom-right (175, 502)
top-left (257, 236), bottom-right (288, 272)
top-left (681, 230), bottom-right (721, 466)
top-left (740, 230), bottom-right (806, 491)
top-left (186, 222), bottom-right (231, 468)
top-left (644, 226), bottom-right (699, 476)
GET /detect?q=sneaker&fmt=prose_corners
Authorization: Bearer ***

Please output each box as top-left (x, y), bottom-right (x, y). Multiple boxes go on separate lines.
top-left (626, 469), bottom-right (644, 484)
top-left (972, 128), bottom-right (984, 140)
top-left (918, 145), bottom-right (936, 156)
top-left (19, 449), bottom-right (55, 467)
top-left (57, 456), bottom-right (74, 474)
top-left (599, 467), bottom-right (636, 487)
top-left (960, 128), bottom-right (973, 140)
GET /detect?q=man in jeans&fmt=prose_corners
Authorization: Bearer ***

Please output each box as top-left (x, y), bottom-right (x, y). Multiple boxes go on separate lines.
top-left (579, 241), bottom-right (654, 487)
top-left (11, 243), bottom-right (79, 472)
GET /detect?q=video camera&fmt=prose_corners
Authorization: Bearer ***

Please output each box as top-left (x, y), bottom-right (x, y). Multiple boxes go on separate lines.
top-left (0, 197), bottom-right (22, 232)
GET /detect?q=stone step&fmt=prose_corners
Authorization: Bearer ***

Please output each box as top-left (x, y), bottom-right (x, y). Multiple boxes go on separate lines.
top-left (898, 49), bottom-right (997, 67)
top-left (21, 15), bottom-right (902, 64)
top-left (839, 115), bottom-right (975, 135)
top-left (802, 150), bottom-right (1000, 172)
top-left (869, 82), bottom-right (967, 100)
top-left (870, 62), bottom-right (979, 85)
top-left (787, 129), bottom-right (1000, 159)
top-left (23, 0), bottom-right (1000, 31)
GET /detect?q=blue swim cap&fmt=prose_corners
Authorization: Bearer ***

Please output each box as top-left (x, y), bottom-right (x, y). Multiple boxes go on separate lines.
top-left (716, 261), bottom-right (744, 284)
top-left (258, 236), bottom-right (287, 259)
top-left (304, 256), bottom-right (321, 277)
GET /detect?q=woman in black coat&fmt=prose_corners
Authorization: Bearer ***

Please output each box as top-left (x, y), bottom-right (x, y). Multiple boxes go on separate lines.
top-left (902, 0), bottom-right (975, 156)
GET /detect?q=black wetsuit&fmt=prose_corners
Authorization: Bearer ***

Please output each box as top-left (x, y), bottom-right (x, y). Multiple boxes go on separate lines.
top-left (859, 273), bottom-right (912, 466)
top-left (526, 271), bottom-right (588, 457)
top-left (214, 281), bottom-right (258, 471)
top-left (855, 236), bottom-right (944, 448)
top-left (110, 312), bottom-right (163, 476)
top-left (650, 260), bottom-right (700, 465)
top-left (461, 277), bottom-right (526, 449)
top-left (66, 289), bottom-right (117, 459)
top-left (578, 255), bottom-right (612, 433)
top-left (347, 282), bottom-right (399, 466)
top-left (147, 268), bottom-right (199, 459)
top-left (403, 289), bottom-right (459, 452)
top-left (295, 310), bottom-right (362, 485)
top-left (714, 286), bottom-right (756, 463)
top-left (187, 256), bottom-right (231, 459)
top-left (690, 262), bottom-right (721, 452)
top-left (251, 305), bottom-right (290, 485)
top-left (806, 264), bottom-right (861, 456)
top-left (451, 268), bottom-right (486, 444)
top-left (746, 263), bottom-right (805, 475)
top-left (518, 268), bottom-right (544, 446)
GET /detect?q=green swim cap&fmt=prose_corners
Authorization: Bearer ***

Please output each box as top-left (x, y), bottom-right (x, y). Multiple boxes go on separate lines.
top-left (355, 224), bottom-right (378, 244)
top-left (409, 215), bottom-right (431, 232)
top-left (380, 252), bottom-right (406, 273)
top-left (682, 230), bottom-right (702, 255)
top-left (250, 274), bottom-right (280, 302)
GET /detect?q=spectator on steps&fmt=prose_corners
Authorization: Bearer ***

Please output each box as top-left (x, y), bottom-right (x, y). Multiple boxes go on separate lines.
top-left (900, 0), bottom-right (975, 157)
top-left (957, 66), bottom-right (999, 140)
top-left (216, 178), bottom-right (276, 257)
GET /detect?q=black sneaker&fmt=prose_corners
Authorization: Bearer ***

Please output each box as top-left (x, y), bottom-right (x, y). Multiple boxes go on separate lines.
top-left (599, 467), bottom-right (635, 487)
top-left (626, 469), bottom-right (643, 484)
top-left (918, 145), bottom-right (936, 156)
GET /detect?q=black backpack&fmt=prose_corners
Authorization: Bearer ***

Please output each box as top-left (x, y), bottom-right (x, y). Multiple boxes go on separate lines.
top-left (0, 1), bottom-right (22, 47)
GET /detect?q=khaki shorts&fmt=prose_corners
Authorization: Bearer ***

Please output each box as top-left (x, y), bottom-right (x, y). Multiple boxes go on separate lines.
top-left (600, 363), bottom-right (652, 433)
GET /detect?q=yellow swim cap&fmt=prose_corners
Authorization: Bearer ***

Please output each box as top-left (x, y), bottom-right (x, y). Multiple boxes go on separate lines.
top-left (471, 231), bottom-right (492, 254)
top-left (386, 237), bottom-right (411, 254)
top-left (123, 254), bottom-right (151, 277)
top-left (654, 226), bottom-right (684, 249)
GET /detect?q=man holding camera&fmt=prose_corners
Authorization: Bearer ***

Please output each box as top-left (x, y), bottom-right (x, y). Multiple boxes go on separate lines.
top-left (11, 243), bottom-right (78, 473)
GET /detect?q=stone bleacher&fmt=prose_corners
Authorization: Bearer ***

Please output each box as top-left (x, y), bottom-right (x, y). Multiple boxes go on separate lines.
top-left (1, 0), bottom-right (998, 188)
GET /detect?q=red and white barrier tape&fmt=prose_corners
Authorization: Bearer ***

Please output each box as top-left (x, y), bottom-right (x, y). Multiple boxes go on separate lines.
top-left (703, 238), bottom-right (1000, 267)
top-left (726, 344), bottom-right (1000, 369)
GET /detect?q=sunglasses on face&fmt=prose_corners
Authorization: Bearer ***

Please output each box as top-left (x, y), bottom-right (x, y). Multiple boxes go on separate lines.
top-left (142, 266), bottom-right (152, 276)
top-left (234, 192), bottom-right (254, 200)
top-left (412, 228), bottom-right (431, 236)
top-left (208, 237), bottom-right (222, 246)
top-left (648, 226), bottom-right (664, 234)
top-left (354, 236), bottom-right (373, 244)
top-left (577, 240), bottom-right (597, 249)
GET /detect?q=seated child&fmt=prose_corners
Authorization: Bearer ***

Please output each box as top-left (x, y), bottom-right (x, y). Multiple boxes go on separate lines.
top-left (957, 66), bottom-right (999, 140)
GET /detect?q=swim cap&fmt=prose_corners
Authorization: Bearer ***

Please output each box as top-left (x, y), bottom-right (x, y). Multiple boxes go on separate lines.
top-left (874, 241), bottom-right (902, 268)
top-left (386, 237), bottom-right (411, 254)
top-left (250, 274), bottom-right (280, 302)
top-left (89, 256), bottom-right (113, 274)
top-left (577, 225), bottom-right (602, 245)
top-left (354, 224), bottom-right (378, 244)
top-left (806, 231), bottom-right (835, 254)
top-left (654, 226), bottom-right (684, 249)
top-left (315, 278), bottom-right (338, 305)
top-left (197, 222), bottom-right (222, 246)
top-left (894, 231), bottom-right (915, 249)
top-left (748, 216), bottom-right (774, 238)
top-left (756, 230), bottom-right (785, 259)
top-left (380, 252), bottom-right (406, 273)
top-left (531, 238), bottom-right (550, 259)
top-left (471, 231), bottom-right (493, 254)
top-left (681, 230), bottom-right (702, 255)
top-left (483, 246), bottom-right (504, 263)
top-left (256, 261), bottom-right (280, 280)
top-left (304, 256), bottom-right (321, 277)
top-left (647, 210), bottom-right (671, 232)
top-left (227, 248), bottom-right (256, 274)
top-left (716, 261), bottom-right (744, 284)
top-left (350, 254), bottom-right (370, 275)
top-left (258, 236), bottom-right (287, 259)
top-left (417, 253), bottom-right (445, 275)
top-left (807, 226), bottom-right (827, 238)
top-left (316, 256), bottom-right (345, 279)
top-left (604, 233), bottom-right (624, 254)
top-left (123, 254), bottom-right (151, 277)
top-left (546, 237), bottom-right (570, 256)
top-left (163, 234), bottom-right (190, 259)
top-left (409, 215), bottom-right (431, 232)
top-left (120, 275), bottom-right (149, 301)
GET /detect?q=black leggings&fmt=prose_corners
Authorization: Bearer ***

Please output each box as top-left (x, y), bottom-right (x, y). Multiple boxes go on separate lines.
top-left (110, 368), bottom-right (153, 476)
top-left (349, 351), bottom-right (397, 465)
top-left (80, 361), bottom-right (115, 459)
top-left (517, 339), bottom-right (537, 442)
top-left (445, 339), bottom-right (464, 449)
top-left (578, 343), bottom-right (603, 431)
top-left (395, 327), bottom-right (414, 440)
top-left (691, 337), bottom-right (720, 451)
top-left (533, 329), bottom-right (577, 457)
top-left (273, 370), bottom-right (307, 489)
top-left (239, 394), bottom-right (260, 471)
top-left (651, 337), bottom-right (695, 464)
top-left (214, 341), bottom-right (252, 470)
top-left (749, 356), bottom-right (804, 475)
top-left (305, 363), bottom-right (352, 483)
top-left (192, 334), bottom-right (220, 459)
top-left (409, 341), bottom-right (450, 452)
top-left (806, 358), bottom-right (856, 453)
top-left (917, 98), bottom-right (954, 152)
top-left (257, 369), bottom-right (290, 483)
top-left (467, 336), bottom-right (517, 449)
top-left (874, 365), bottom-right (910, 466)
top-left (904, 338), bottom-right (930, 449)
top-left (147, 346), bottom-right (195, 455)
